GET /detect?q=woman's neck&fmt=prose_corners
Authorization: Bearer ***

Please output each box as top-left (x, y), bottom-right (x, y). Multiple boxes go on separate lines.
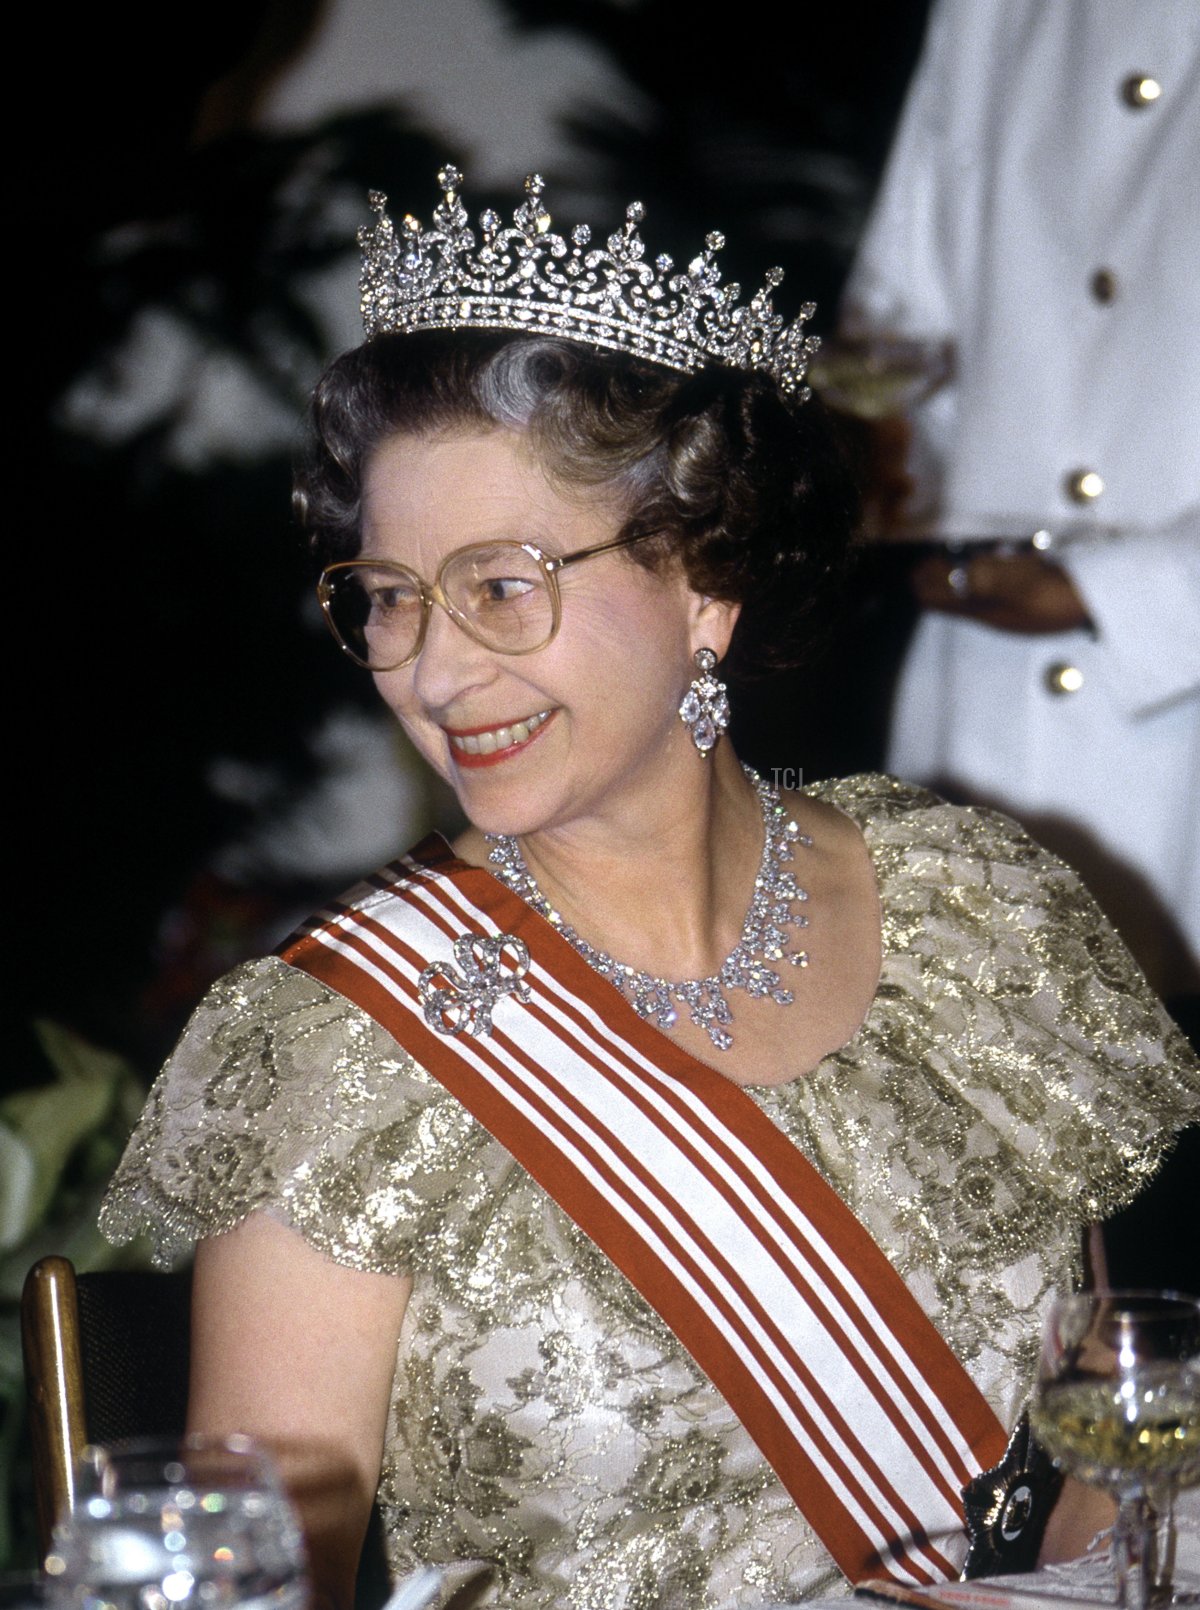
top-left (473, 744), bottom-right (766, 982)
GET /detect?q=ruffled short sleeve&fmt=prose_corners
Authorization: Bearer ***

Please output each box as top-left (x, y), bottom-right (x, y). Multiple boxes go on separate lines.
top-left (872, 780), bottom-right (1198, 1226)
top-left (100, 956), bottom-right (492, 1273)
top-left (863, 778), bottom-right (1196, 1210)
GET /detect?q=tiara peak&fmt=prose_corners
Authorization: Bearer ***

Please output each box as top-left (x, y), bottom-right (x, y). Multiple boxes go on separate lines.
top-left (359, 166), bottom-right (819, 398)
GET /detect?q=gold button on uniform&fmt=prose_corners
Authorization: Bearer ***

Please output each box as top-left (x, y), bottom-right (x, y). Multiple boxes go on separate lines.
top-left (1122, 74), bottom-right (1162, 108)
top-left (1046, 663), bottom-right (1085, 695)
top-left (1065, 468), bottom-right (1105, 502)
top-left (1090, 269), bottom-right (1118, 304)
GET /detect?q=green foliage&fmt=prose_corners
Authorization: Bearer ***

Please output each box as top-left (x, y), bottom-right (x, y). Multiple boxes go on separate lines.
top-left (0, 1025), bottom-right (151, 1568)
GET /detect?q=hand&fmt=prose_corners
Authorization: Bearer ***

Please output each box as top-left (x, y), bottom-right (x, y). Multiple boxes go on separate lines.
top-left (911, 549), bottom-right (1092, 634)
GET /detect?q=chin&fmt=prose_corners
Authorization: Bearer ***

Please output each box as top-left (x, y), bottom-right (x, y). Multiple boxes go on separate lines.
top-left (437, 753), bottom-right (525, 821)
top-left (439, 724), bottom-right (570, 837)
top-left (456, 787), bottom-right (558, 843)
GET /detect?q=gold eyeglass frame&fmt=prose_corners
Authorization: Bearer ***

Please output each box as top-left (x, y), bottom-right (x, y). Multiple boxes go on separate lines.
top-left (317, 531), bottom-right (657, 670)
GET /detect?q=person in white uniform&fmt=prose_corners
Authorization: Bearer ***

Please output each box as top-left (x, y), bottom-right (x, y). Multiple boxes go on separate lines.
top-left (841, 0), bottom-right (1200, 999)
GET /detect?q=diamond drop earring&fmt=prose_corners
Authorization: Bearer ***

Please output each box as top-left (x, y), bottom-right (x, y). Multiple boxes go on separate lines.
top-left (679, 649), bottom-right (731, 756)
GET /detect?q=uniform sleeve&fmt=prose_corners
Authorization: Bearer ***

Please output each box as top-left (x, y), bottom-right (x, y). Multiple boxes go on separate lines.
top-left (838, 0), bottom-right (963, 339)
top-left (1059, 514), bottom-right (1200, 717)
top-left (99, 957), bottom-right (486, 1274)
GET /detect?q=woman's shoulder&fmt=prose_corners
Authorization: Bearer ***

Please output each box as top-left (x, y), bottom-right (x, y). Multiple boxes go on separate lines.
top-left (805, 770), bottom-right (1120, 922)
top-left (804, 773), bottom-right (1188, 1049)
top-left (100, 955), bottom-right (496, 1272)
top-left (807, 770), bottom-right (1053, 859)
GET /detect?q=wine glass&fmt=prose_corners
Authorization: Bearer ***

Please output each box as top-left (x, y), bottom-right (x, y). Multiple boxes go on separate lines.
top-left (1030, 1291), bottom-right (1200, 1609)
top-left (807, 334), bottom-right (954, 535)
top-left (807, 334), bottom-right (954, 423)
top-left (44, 1433), bottom-right (308, 1610)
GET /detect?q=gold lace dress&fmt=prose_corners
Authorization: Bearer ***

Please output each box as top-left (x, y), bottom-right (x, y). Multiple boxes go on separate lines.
top-left (101, 776), bottom-right (1199, 1610)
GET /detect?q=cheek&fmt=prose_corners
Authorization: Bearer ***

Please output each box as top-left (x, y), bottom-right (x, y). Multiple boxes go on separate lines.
top-left (371, 667), bottom-right (405, 721)
top-left (571, 575), bottom-right (693, 666)
top-left (371, 672), bottom-right (445, 763)
top-left (569, 621), bottom-right (691, 749)
top-left (557, 608), bottom-right (679, 705)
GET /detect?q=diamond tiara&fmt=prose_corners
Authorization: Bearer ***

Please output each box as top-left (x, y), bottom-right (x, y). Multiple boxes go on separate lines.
top-left (359, 166), bottom-right (820, 397)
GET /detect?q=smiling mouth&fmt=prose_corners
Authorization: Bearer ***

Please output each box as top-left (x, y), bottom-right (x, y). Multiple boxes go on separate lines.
top-left (445, 709), bottom-right (556, 765)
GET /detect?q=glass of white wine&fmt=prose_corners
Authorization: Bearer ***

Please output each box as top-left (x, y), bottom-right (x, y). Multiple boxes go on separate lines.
top-left (1031, 1291), bottom-right (1200, 1609)
top-left (44, 1433), bottom-right (309, 1610)
top-left (807, 333), bottom-right (955, 535)
top-left (807, 334), bottom-right (954, 423)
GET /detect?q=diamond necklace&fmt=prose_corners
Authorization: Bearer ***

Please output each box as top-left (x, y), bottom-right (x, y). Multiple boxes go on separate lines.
top-left (485, 766), bottom-right (812, 1051)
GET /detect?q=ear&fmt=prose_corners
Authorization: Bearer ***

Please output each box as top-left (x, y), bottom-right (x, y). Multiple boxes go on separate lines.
top-left (687, 593), bottom-right (740, 663)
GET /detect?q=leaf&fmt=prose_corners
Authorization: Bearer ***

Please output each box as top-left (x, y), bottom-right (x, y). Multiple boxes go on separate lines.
top-left (0, 1023), bottom-right (142, 1245)
top-left (0, 1128), bottom-right (36, 1254)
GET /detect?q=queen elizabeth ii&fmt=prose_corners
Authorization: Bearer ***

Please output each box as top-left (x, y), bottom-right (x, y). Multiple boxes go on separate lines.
top-left (102, 168), bottom-right (1199, 1610)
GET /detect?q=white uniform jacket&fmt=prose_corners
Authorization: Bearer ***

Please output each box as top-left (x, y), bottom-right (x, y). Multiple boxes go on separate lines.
top-left (842, 0), bottom-right (1200, 987)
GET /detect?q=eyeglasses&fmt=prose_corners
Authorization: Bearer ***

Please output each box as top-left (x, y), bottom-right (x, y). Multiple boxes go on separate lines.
top-left (317, 532), bottom-right (656, 671)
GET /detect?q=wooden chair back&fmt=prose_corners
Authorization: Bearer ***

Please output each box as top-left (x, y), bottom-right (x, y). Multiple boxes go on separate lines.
top-left (20, 1255), bottom-right (191, 1557)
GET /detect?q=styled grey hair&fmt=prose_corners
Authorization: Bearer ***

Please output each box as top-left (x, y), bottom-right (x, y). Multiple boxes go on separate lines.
top-left (295, 328), bottom-right (856, 677)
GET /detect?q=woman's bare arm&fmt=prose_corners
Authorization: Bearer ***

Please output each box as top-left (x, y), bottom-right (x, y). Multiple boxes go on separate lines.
top-left (188, 1212), bottom-right (412, 1610)
top-left (1039, 1477), bottom-right (1115, 1565)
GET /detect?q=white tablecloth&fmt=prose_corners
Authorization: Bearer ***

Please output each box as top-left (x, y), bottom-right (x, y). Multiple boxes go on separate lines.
top-left (768, 1488), bottom-right (1200, 1610)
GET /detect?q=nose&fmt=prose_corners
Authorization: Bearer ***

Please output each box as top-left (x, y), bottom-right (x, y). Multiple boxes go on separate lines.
top-left (408, 595), bottom-right (496, 709)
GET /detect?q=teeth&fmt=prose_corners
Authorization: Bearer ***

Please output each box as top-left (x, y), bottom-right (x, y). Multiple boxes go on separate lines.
top-left (450, 710), bottom-right (551, 756)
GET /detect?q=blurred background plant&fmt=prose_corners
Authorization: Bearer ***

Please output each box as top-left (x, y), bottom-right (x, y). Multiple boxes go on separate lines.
top-left (21, 99), bottom-right (456, 1070)
top-left (0, 1026), bottom-right (150, 1563)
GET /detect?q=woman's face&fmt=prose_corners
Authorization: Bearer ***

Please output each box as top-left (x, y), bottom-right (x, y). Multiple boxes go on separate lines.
top-left (360, 427), bottom-right (736, 841)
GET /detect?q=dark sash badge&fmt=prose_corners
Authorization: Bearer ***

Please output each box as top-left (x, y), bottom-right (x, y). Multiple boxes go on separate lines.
top-left (962, 1409), bottom-right (1062, 1578)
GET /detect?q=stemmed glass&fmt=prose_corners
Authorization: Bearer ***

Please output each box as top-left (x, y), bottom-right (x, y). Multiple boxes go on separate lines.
top-left (1031, 1291), bottom-right (1200, 1609)
top-left (807, 334), bottom-right (954, 534)
top-left (807, 334), bottom-right (954, 423)
top-left (44, 1433), bottom-right (308, 1610)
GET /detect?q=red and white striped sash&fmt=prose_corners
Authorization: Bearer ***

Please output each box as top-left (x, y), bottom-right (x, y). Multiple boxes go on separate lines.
top-left (279, 837), bottom-right (1008, 1587)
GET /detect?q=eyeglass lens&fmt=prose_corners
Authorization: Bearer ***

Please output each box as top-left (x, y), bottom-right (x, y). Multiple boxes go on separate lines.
top-left (323, 544), bottom-right (558, 668)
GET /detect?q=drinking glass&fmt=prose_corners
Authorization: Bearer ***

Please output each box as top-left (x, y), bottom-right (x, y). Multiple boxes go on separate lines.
top-left (45, 1433), bottom-right (308, 1610)
top-left (807, 334), bottom-right (954, 533)
top-left (807, 334), bottom-right (954, 422)
top-left (1030, 1291), bottom-right (1200, 1609)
